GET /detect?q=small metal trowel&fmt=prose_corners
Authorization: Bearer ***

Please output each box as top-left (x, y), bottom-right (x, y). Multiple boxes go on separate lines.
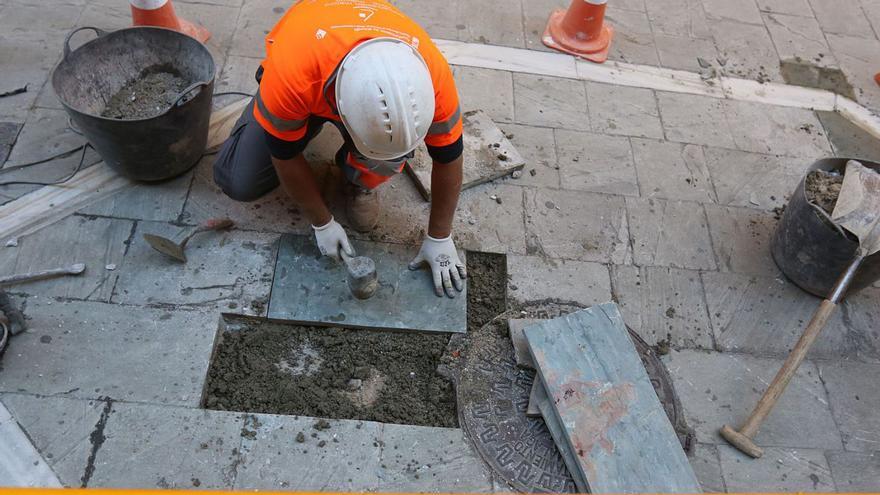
top-left (339, 249), bottom-right (379, 300)
top-left (144, 218), bottom-right (234, 263)
top-left (0, 263), bottom-right (86, 286)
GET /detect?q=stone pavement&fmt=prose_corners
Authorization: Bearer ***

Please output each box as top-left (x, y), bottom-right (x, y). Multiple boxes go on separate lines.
top-left (2, 0), bottom-right (880, 491)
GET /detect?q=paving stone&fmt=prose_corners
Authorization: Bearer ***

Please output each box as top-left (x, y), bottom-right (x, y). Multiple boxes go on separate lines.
top-left (556, 130), bottom-right (639, 196)
top-left (506, 255), bottom-right (612, 306)
top-left (827, 451), bottom-right (880, 491)
top-left (453, 183), bottom-right (528, 255)
top-left (631, 138), bottom-right (716, 202)
top-left (756, 0), bottom-right (813, 16)
top-left (377, 425), bottom-right (493, 492)
top-left (79, 171), bottom-right (193, 222)
top-left (86, 402), bottom-right (243, 489)
top-left (5, 108), bottom-right (86, 167)
top-left (521, 0), bottom-right (569, 52)
top-left (763, 12), bottom-right (838, 69)
top-left (704, 147), bottom-right (804, 210)
top-left (453, 67), bottom-right (515, 123)
top-left (702, 0), bottom-right (764, 24)
top-left (173, 0), bottom-right (239, 66)
top-left (723, 101), bottom-right (832, 160)
top-left (390, 0), bottom-right (461, 39)
top-left (654, 34), bottom-right (720, 72)
top-left (456, 0), bottom-right (525, 48)
top-left (808, 0), bottom-right (876, 38)
top-left (0, 215), bottom-right (130, 302)
top-left (229, 0), bottom-right (287, 58)
top-left (0, 299), bottom-right (217, 406)
top-left (690, 443), bottom-right (726, 492)
top-left (0, 122), bottom-right (21, 166)
top-left (587, 83), bottom-right (663, 139)
top-left (507, 318), bottom-right (543, 368)
top-left (646, 0), bottom-right (712, 37)
top-left (0, 32), bottom-right (59, 121)
top-left (235, 413), bottom-right (382, 491)
top-left (216, 55), bottom-right (261, 95)
top-left (711, 19), bottom-right (783, 82)
top-left (611, 265), bottom-right (714, 349)
top-left (113, 221), bottom-right (276, 310)
top-left (718, 445), bottom-right (834, 492)
top-left (524, 188), bottom-right (630, 264)
top-left (604, 7), bottom-right (660, 66)
top-left (513, 73), bottom-right (589, 131)
top-left (664, 349), bottom-right (843, 449)
top-left (817, 110), bottom-right (880, 162)
top-left (498, 123), bottom-right (560, 188)
top-left (819, 360), bottom-right (880, 452)
top-left (656, 92), bottom-right (736, 149)
top-left (2, 394), bottom-right (105, 487)
top-left (704, 204), bottom-right (780, 276)
top-left (865, 0), bottom-right (880, 36)
top-left (826, 33), bottom-right (880, 111)
top-left (626, 197), bottom-right (717, 270)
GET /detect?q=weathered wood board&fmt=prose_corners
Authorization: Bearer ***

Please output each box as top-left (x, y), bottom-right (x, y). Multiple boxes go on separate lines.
top-left (524, 303), bottom-right (701, 493)
top-left (508, 318), bottom-right (542, 369)
top-left (404, 109), bottom-right (525, 201)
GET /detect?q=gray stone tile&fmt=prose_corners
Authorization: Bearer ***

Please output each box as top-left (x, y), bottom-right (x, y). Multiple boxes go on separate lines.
top-left (0, 32), bottom-right (58, 121)
top-left (817, 110), bottom-right (880, 162)
top-left (86, 403), bottom-right (243, 489)
top-left (235, 413), bottom-right (382, 491)
top-left (2, 394), bottom-right (103, 487)
top-left (826, 33), bottom-right (880, 111)
top-left (453, 67), bottom-right (515, 123)
top-left (808, 0), bottom-right (876, 37)
top-left (646, 0), bottom-right (713, 37)
top-left (704, 147), bottom-right (803, 210)
top-left (828, 450), bottom-right (880, 491)
top-left (377, 425), bottom-right (493, 492)
top-left (819, 360), bottom-right (880, 452)
top-left (718, 445), bottom-right (835, 492)
top-left (498, 123), bottom-right (560, 188)
top-left (521, 0), bottom-right (569, 52)
top-left (0, 1), bottom-right (81, 37)
top-left (756, 0), bottom-right (813, 16)
top-left (513, 73), bottom-right (589, 131)
top-left (654, 34), bottom-right (720, 72)
top-left (79, 171), bottom-right (193, 222)
top-left (556, 130), bottom-right (639, 196)
top-left (456, 0), bottom-right (525, 48)
top-left (229, 0), bottom-right (287, 58)
top-left (664, 349), bottom-right (843, 449)
top-left (390, 0), bottom-right (461, 39)
top-left (448, 183), bottom-right (528, 255)
top-left (113, 221), bottom-right (276, 310)
top-left (216, 55), bottom-right (261, 96)
top-left (627, 197), bottom-right (717, 270)
top-left (0, 299), bottom-right (217, 406)
top-left (723, 102), bottom-right (832, 159)
top-left (702, 0), bottom-right (764, 24)
top-left (173, 1), bottom-right (239, 66)
top-left (611, 265), bottom-right (714, 349)
top-left (711, 19), bottom-right (783, 82)
top-left (631, 138), bottom-right (716, 203)
top-left (604, 7), bottom-right (660, 66)
top-left (690, 443), bottom-right (726, 492)
top-left (865, 0), bottom-right (880, 37)
top-left (524, 188), bottom-right (630, 264)
top-left (704, 204), bottom-right (780, 275)
top-left (507, 255), bottom-right (612, 306)
top-left (0, 215), bottom-right (130, 302)
top-left (656, 92), bottom-right (736, 148)
top-left (764, 12), bottom-right (838, 68)
top-left (5, 108), bottom-right (86, 167)
top-left (587, 83), bottom-right (663, 139)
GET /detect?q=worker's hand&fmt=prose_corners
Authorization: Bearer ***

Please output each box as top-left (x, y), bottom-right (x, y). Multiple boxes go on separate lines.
top-left (409, 235), bottom-right (467, 298)
top-left (312, 217), bottom-right (354, 262)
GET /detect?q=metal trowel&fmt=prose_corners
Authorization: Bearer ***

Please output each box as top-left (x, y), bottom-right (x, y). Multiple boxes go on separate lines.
top-left (144, 218), bottom-right (234, 263)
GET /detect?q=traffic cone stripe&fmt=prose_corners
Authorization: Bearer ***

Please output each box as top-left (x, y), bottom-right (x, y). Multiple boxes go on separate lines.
top-left (130, 0), bottom-right (211, 43)
top-left (130, 0), bottom-right (168, 9)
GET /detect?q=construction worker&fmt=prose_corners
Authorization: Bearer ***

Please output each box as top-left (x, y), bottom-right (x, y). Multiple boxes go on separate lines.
top-left (213, 0), bottom-right (466, 298)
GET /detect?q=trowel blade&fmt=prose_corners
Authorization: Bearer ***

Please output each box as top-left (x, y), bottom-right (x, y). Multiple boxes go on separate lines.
top-left (831, 160), bottom-right (880, 256)
top-left (143, 233), bottom-right (187, 262)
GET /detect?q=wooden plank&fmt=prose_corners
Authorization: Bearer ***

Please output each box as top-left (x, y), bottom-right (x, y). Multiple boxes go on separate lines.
top-left (524, 303), bottom-right (701, 493)
top-left (404, 109), bottom-right (525, 201)
top-left (508, 318), bottom-right (542, 369)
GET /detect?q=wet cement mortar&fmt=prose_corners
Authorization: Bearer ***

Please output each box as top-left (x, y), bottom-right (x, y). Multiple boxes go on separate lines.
top-left (806, 169), bottom-right (844, 214)
top-left (101, 64), bottom-right (187, 120)
top-left (203, 252), bottom-right (507, 428)
top-left (780, 58), bottom-right (856, 100)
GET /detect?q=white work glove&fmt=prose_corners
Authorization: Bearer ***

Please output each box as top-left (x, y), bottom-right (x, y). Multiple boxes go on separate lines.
top-left (312, 216), bottom-right (354, 261)
top-left (409, 235), bottom-right (467, 298)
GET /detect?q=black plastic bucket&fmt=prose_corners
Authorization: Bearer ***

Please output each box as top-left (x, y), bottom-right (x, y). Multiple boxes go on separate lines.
top-left (52, 27), bottom-right (215, 181)
top-left (771, 158), bottom-right (880, 298)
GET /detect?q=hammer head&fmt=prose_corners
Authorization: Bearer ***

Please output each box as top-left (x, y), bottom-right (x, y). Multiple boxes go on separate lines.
top-left (720, 425), bottom-right (764, 458)
top-left (344, 255), bottom-right (379, 300)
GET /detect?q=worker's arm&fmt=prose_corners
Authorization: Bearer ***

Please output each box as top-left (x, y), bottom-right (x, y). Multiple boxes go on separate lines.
top-left (272, 154), bottom-right (353, 260)
top-left (428, 155), bottom-right (463, 238)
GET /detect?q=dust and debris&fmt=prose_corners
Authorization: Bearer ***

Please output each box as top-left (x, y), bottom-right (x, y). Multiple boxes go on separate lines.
top-left (805, 169), bottom-right (844, 214)
top-left (101, 65), bottom-right (188, 120)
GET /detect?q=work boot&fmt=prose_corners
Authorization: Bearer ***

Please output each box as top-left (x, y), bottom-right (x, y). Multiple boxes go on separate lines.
top-left (345, 183), bottom-right (380, 233)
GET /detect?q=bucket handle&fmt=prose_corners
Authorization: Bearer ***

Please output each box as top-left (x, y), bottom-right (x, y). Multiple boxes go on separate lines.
top-left (172, 81), bottom-right (210, 108)
top-left (63, 27), bottom-right (107, 60)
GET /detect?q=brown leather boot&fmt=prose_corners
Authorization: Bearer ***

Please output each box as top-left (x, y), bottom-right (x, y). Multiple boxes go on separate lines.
top-left (345, 183), bottom-right (380, 233)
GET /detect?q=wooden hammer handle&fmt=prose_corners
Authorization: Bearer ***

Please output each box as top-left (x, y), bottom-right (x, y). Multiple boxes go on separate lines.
top-left (739, 298), bottom-right (837, 437)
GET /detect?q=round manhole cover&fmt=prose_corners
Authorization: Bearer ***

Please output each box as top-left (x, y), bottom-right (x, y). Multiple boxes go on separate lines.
top-left (455, 301), bottom-right (693, 493)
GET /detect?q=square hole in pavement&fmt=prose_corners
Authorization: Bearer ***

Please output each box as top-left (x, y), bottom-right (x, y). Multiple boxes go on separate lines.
top-left (201, 252), bottom-right (507, 428)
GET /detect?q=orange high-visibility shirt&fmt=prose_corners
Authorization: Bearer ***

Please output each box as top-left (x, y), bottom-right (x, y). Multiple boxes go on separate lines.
top-left (253, 0), bottom-right (462, 151)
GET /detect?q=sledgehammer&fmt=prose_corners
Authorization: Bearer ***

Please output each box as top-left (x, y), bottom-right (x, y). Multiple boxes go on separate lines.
top-left (339, 249), bottom-right (379, 300)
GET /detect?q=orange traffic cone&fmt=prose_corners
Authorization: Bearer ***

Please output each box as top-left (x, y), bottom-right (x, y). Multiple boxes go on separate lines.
top-left (543, 0), bottom-right (614, 63)
top-left (130, 0), bottom-right (211, 43)
top-left (875, 72), bottom-right (880, 87)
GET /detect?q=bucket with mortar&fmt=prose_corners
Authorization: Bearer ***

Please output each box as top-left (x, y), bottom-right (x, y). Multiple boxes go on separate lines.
top-left (52, 26), bottom-right (215, 181)
top-left (771, 157), bottom-right (880, 298)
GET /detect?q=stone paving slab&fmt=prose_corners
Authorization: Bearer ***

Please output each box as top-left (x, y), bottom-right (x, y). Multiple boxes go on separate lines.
top-left (704, 147), bottom-right (804, 210)
top-left (690, 442), bottom-right (726, 493)
top-left (604, 8), bottom-right (660, 66)
top-left (757, 0), bottom-right (813, 16)
top-left (513, 73), bottom-right (589, 131)
top-left (656, 92), bottom-right (736, 149)
top-left (632, 138), bottom-right (717, 203)
top-left (79, 171), bottom-right (193, 222)
top-left (717, 445), bottom-right (835, 492)
top-left (452, 183), bottom-right (529, 255)
top-left (722, 100), bottom-right (832, 159)
top-left (586, 83), bottom-right (663, 139)
top-left (654, 34), bottom-right (719, 73)
top-left (626, 197), bottom-right (717, 270)
top-left (703, 0), bottom-right (765, 25)
top-left (506, 255), bottom-right (612, 307)
top-left (704, 204), bottom-right (780, 276)
top-left (711, 19), bottom-right (783, 82)
top-left (453, 67), bottom-right (515, 123)
top-left (763, 12), bottom-right (838, 69)
top-left (0, 299), bottom-right (218, 406)
top-left (818, 360), bottom-right (880, 452)
top-left (0, 398), bottom-right (62, 488)
top-left (498, 123), bottom-right (560, 188)
top-left (228, 0), bottom-right (286, 58)
top-left (827, 450), bottom-right (880, 491)
top-left (825, 33), bottom-right (880, 112)
top-left (216, 55), bottom-right (261, 96)
top-left (817, 110), bottom-right (880, 163)
top-left (664, 349), bottom-right (843, 450)
top-left (556, 130), bottom-right (639, 196)
top-left (808, 0), bottom-right (875, 38)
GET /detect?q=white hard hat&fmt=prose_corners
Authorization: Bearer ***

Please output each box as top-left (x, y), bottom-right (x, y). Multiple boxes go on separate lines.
top-left (336, 38), bottom-right (436, 161)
